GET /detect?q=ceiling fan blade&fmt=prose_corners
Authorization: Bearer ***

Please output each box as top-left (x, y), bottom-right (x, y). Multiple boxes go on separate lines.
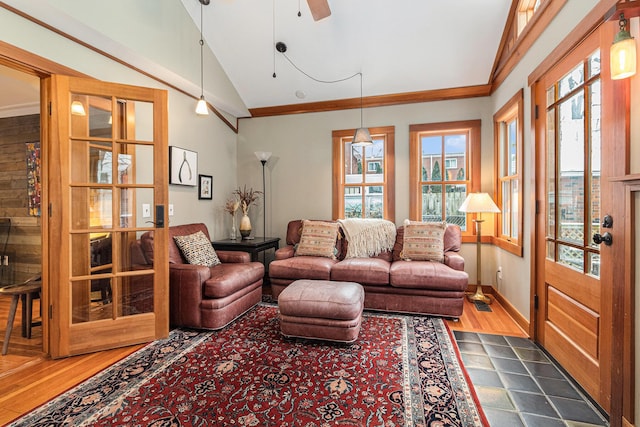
top-left (307, 0), bottom-right (331, 21)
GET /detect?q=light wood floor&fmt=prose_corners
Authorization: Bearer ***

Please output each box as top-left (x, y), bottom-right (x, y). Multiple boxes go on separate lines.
top-left (0, 293), bottom-right (526, 425)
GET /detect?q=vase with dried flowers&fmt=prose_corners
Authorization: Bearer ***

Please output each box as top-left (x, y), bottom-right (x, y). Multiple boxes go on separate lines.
top-left (233, 185), bottom-right (262, 239)
top-left (224, 197), bottom-right (240, 239)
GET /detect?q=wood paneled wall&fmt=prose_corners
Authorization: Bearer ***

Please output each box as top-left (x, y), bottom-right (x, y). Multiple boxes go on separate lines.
top-left (0, 114), bottom-right (41, 283)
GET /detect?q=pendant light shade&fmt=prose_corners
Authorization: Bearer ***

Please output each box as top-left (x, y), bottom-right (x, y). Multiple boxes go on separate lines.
top-left (195, 1), bottom-right (209, 115)
top-left (352, 127), bottom-right (372, 146)
top-left (195, 96), bottom-right (208, 115)
top-left (611, 13), bottom-right (637, 80)
top-left (70, 101), bottom-right (86, 116)
top-left (352, 73), bottom-right (372, 146)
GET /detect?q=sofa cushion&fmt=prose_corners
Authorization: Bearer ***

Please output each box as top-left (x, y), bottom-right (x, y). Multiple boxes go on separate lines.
top-left (269, 256), bottom-right (338, 281)
top-left (400, 220), bottom-right (445, 262)
top-left (173, 231), bottom-right (221, 267)
top-left (203, 262), bottom-right (264, 299)
top-left (331, 258), bottom-right (390, 285)
top-left (390, 260), bottom-right (468, 291)
top-left (295, 220), bottom-right (339, 258)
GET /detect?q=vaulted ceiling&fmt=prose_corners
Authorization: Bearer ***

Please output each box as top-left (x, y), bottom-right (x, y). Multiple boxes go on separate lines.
top-left (0, 1), bottom-right (512, 118)
top-left (181, 0), bottom-right (512, 111)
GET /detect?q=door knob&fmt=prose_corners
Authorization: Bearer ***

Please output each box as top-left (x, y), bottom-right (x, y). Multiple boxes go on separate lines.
top-left (592, 232), bottom-right (613, 246)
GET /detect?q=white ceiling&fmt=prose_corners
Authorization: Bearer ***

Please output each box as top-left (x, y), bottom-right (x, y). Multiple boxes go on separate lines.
top-left (182, 0), bottom-right (512, 110)
top-left (0, 0), bottom-right (511, 117)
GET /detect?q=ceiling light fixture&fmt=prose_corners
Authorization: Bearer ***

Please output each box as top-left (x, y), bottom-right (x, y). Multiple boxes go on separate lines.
top-left (195, 0), bottom-right (209, 115)
top-left (352, 73), bottom-right (372, 146)
top-left (611, 12), bottom-right (637, 80)
top-left (273, 41), bottom-right (371, 146)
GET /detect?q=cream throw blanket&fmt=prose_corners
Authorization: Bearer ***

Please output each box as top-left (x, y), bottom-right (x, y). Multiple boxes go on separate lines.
top-left (338, 218), bottom-right (397, 258)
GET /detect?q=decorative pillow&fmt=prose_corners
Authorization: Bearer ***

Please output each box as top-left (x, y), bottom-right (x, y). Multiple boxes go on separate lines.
top-left (400, 220), bottom-right (446, 262)
top-left (295, 220), bottom-right (339, 258)
top-left (173, 230), bottom-right (221, 267)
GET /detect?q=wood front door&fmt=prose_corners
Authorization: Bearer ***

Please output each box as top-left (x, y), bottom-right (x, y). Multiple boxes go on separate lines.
top-left (45, 75), bottom-right (169, 358)
top-left (533, 30), bottom-right (614, 411)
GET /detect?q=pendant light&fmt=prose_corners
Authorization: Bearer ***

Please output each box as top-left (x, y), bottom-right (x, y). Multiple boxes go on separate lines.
top-left (352, 73), bottom-right (372, 146)
top-left (611, 12), bottom-right (637, 80)
top-left (195, 0), bottom-right (209, 115)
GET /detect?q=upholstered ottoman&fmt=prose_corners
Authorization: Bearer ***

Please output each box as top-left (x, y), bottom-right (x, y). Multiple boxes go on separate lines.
top-left (278, 279), bottom-right (365, 343)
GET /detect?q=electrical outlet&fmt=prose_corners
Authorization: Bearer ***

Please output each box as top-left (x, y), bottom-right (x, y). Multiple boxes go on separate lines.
top-left (169, 204), bottom-right (174, 216)
top-left (142, 203), bottom-right (151, 218)
top-left (497, 266), bottom-right (503, 280)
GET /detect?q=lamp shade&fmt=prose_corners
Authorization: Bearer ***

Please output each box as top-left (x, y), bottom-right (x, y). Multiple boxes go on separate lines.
top-left (71, 101), bottom-right (86, 116)
top-left (611, 13), bottom-right (637, 80)
top-left (458, 193), bottom-right (500, 214)
top-left (254, 151), bottom-right (272, 162)
top-left (611, 36), bottom-right (637, 80)
top-left (352, 127), bottom-right (373, 146)
top-left (195, 96), bottom-right (209, 115)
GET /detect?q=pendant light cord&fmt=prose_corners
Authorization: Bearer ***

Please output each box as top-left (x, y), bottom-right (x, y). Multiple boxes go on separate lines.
top-left (199, 0), bottom-right (204, 97)
top-left (279, 52), bottom-right (359, 85)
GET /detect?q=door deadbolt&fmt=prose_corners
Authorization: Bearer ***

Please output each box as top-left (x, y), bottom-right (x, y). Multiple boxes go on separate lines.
top-left (592, 232), bottom-right (613, 246)
top-left (601, 214), bottom-right (613, 229)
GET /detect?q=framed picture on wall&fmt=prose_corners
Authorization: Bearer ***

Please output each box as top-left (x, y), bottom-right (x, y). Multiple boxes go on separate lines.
top-left (169, 146), bottom-right (198, 186)
top-left (198, 174), bottom-right (213, 200)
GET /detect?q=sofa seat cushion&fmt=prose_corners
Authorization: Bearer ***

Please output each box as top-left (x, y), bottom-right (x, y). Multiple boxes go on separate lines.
top-left (269, 256), bottom-right (338, 281)
top-left (331, 258), bottom-right (390, 286)
top-left (390, 260), bottom-right (468, 291)
top-left (203, 262), bottom-right (264, 299)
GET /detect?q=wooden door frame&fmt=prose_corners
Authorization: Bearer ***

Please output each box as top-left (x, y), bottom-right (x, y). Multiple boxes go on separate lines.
top-left (0, 41), bottom-right (87, 355)
top-left (529, 5), bottom-right (630, 424)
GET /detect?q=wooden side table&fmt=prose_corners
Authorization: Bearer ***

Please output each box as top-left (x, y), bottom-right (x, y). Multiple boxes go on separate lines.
top-left (212, 237), bottom-right (280, 285)
top-left (211, 237), bottom-right (280, 263)
top-left (1, 281), bottom-right (41, 355)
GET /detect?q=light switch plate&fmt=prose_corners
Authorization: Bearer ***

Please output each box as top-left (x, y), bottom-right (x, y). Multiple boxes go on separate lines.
top-left (142, 203), bottom-right (151, 218)
top-left (169, 204), bottom-right (174, 216)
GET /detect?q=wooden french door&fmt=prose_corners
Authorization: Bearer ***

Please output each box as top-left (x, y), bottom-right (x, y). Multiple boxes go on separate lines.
top-left (45, 75), bottom-right (169, 358)
top-left (534, 30), bottom-right (614, 411)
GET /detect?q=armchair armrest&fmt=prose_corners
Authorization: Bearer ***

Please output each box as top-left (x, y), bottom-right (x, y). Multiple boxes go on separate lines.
top-left (216, 250), bottom-right (250, 263)
top-left (275, 245), bottom-right (295, 260)
top-left (169, 263), bottom-right (212, 327)
top-left (444, 251), bottom-right (465, 271)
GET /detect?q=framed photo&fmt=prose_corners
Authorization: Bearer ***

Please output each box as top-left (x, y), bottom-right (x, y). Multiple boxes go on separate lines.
top-left (198, 174), bottom-right (213, 200)
top-left (169, 146), bottom-right (198, 186)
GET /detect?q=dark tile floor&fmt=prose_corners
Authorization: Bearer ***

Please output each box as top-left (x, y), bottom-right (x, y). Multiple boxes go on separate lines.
top-left (453, 331), bottom-right (609, 427)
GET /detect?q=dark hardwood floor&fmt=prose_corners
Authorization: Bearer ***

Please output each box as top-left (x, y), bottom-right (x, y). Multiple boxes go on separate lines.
top-left (0, 292), bottom-right (527, 424)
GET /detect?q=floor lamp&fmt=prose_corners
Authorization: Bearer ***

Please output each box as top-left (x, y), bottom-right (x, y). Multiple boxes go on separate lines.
top-left (458, 192), bottom-right (500, 304)
top-left (254, 151), bottom-right (272, 238)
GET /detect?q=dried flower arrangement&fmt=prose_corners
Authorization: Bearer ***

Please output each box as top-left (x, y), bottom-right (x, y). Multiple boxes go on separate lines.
top-left (233, 185), bottom-right (262, 215)
top-left (224, 197), bottom-right (240, 216)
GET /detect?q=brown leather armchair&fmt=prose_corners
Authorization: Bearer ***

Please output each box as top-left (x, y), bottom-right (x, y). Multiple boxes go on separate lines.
top-left (137, 223), bottom-right (264, 330)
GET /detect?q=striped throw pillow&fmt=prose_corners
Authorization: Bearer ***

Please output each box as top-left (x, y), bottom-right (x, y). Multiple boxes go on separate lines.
top-left (295, 220), bottom-right (339, 258)
top-left (400, 220), bottom-right (446, 262)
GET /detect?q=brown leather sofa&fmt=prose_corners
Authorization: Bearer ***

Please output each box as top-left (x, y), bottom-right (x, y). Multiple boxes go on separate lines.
top-left (269, 220), bottom-right (468, 318)
top-left (133, 223), bottom-right (264, 330)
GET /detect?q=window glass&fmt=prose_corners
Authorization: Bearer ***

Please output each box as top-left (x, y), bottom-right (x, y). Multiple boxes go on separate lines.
top-left (333, 127), bottom-right (395, 221)
top-left (494, 90), bottom-right (524, 255)
top-left (410, 121), bottom-right (479, 235)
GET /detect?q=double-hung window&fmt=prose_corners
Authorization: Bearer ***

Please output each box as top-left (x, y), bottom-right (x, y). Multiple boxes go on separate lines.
top-left (332, 126), bottom-right (395, 221)
top-left (409, 120), bottom-right (480, 236)
top-left (494, 90), bottom-right (524, 256)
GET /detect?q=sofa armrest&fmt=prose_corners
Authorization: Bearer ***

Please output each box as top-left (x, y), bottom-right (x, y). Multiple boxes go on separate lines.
top-left (169, 263), bottom-right (212, 283)
top-left (216, 250), bottom-right (250, 263)
top-left (275, 245), bottom-right (295, 260)
top-left (444, 251), bottom-right (465, 271)
top-left (169, 264), bottom-right (212, 327)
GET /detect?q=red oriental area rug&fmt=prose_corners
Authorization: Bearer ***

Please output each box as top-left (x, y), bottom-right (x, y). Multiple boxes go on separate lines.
top-left (9, 304), bottom-right (488, 426)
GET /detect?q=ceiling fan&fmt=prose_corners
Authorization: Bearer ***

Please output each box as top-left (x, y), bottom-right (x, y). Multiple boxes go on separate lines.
top-left (307, 0), bottom-right (331, 21)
